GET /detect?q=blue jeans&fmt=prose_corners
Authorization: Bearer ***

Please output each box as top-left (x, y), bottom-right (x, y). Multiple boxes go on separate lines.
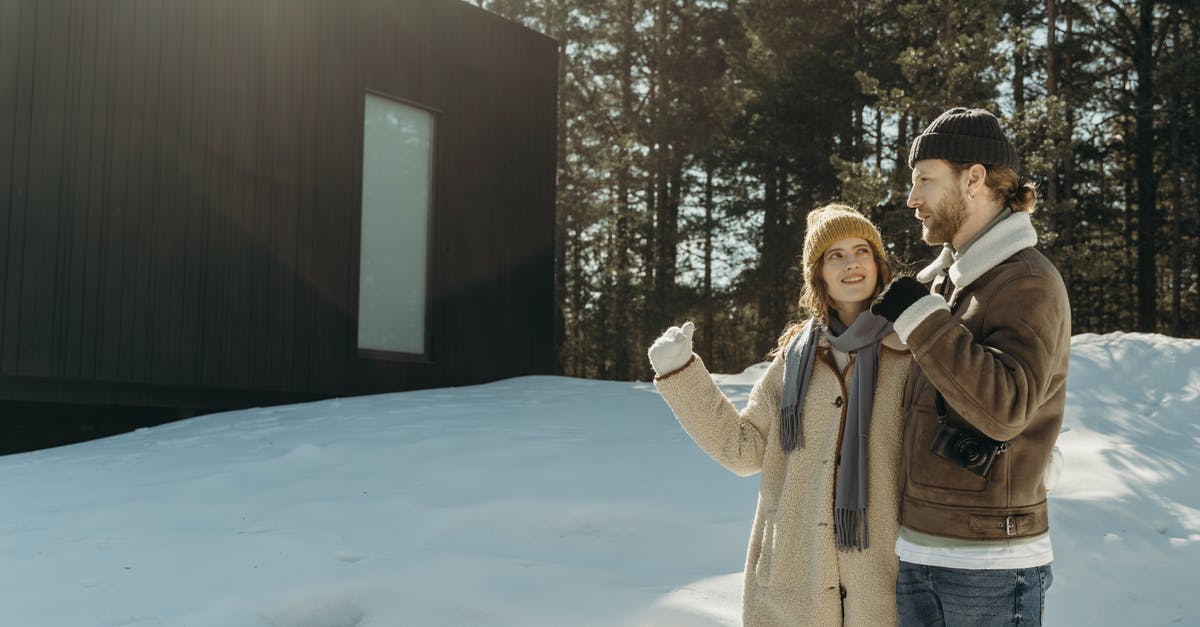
top-left (896, 561), bottom-right (1053, 627)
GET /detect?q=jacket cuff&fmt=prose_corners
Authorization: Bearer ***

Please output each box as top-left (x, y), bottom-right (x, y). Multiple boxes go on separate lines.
top-left (653, 354), bottom-right (697, 381)
top-left (894, 294), bottom-right (951, 343)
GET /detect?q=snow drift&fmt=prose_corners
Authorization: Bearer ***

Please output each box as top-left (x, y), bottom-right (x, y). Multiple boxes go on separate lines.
top-left (1, 332), bottom-right (1196, 626)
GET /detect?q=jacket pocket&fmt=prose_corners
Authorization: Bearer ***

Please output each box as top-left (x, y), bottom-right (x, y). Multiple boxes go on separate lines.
top-left (907, 404), bottom-right (988, 493)
top-left (752, 510), bottom-right (777, 587)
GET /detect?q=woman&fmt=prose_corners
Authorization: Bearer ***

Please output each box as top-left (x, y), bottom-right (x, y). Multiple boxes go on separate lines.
top-left (647, 204), bottom-right (909, 626)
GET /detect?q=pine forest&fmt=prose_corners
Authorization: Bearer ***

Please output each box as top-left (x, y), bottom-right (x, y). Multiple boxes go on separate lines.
top-left (481, 0), bottom-right (1200, 380)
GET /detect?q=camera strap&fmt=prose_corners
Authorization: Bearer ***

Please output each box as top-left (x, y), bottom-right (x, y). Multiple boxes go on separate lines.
top-left (934, 391), bottom-right (1011, 453)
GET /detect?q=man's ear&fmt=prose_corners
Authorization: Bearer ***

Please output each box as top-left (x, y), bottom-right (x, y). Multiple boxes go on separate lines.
top-left (965, 163), bottom-right (987, 197)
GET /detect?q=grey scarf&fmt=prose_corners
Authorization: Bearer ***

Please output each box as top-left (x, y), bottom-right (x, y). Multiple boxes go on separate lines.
top-left (779, 310), bottom-right (892, 550)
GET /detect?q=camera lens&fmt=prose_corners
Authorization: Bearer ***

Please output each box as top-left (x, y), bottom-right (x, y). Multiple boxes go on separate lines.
top-left (957, 438), bottom-right (983, 465)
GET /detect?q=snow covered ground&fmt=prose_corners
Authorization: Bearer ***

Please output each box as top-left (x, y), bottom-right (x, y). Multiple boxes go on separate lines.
top-left (1, 332), bottom-right (1197, 626)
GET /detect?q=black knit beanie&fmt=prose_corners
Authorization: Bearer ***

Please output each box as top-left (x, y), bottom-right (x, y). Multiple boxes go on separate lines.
top-left (908, 107), bottom-right (1019, 171)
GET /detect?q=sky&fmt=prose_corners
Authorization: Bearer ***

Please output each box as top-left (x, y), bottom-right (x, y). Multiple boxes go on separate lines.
top-left (0, 331), bottom-right (1197, 626)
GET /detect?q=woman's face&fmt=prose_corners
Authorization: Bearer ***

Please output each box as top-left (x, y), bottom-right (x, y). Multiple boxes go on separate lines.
top-left (819, 237), bottom-right (879, 314)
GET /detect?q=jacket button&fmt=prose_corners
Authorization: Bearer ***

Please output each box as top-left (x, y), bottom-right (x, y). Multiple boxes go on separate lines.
top-left (840, 585), bottom-right (847, 599)
top-left (834, 396), bottom-right (844, 408)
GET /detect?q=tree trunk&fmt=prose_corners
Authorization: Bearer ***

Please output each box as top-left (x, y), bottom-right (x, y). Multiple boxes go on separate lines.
top-left (758, 159), bottom-right (789, 356)
top-left (703, 163), bottom-right (714, 364)
top-left (613, 0), bottom-right (637, 378)
top-left (1098, 147), bottom-right (1107, 331)
top-left (552, 1), bottom-right (568, 375)
top-left (1194, 18), bottom-right (1200, 337)
top-left (853, 0), bottom-right (864, 162)
top-left (1194, 22), bottom-right (1200, 337)
top-left (1059, 0), bottom-right (1075, 317)
top-left (597, 231), bottom-right (614, 379)
top-left (568, 217), bottom-right (584, 376)
top-left (1013, 39), bottom-right (1025, 117)
top-left (1169, 6), bottom-right (1182, 336)
top-left (1123, 112), bottom-right (1137, 331)
top-left (875, 109), bottom-right (883, 171)
top-left (1133, 0), bottom-right (1158, 332)
top-left (1044, 0), bottom-right (1058, 208)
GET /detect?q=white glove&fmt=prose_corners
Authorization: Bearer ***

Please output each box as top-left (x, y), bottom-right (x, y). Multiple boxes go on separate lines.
top-left (1043, 445), bottom-right (1064, 493)
top-left (648, 321), bottom-right (695, 376)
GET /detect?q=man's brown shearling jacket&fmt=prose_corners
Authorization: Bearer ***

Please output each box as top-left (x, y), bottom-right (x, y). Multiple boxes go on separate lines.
top-left (893, 211), bottom-right (1071, 541)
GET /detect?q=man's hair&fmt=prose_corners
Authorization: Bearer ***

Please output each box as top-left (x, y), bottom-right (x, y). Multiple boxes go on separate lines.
top-left (949, 162), bottom-right (1038, 214)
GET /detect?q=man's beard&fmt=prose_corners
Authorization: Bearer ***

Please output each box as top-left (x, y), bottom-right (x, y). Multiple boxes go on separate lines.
top-left (922, 188), bottom-right (967, 246)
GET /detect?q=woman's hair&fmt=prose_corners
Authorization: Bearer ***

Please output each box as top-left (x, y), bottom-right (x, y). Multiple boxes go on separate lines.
top-left (770, 212), bottom-right (894, 357)
top-left (950, 163), bottom-right (1038, 214)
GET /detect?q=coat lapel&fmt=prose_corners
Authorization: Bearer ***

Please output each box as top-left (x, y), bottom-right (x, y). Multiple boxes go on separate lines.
top-left (915, 211), bottom-right (1040, 303)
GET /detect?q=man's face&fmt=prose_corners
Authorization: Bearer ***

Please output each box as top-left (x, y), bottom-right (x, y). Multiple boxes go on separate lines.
top-left (908, 159), bottom-right (967, 246)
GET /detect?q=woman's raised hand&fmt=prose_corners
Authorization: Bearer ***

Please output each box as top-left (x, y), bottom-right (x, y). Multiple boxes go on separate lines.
top-left (647, 321), bottom-right (695, 376)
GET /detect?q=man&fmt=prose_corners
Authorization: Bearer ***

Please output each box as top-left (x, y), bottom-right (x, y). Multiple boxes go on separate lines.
top-left (870, 107), bottom-right (1070, 627)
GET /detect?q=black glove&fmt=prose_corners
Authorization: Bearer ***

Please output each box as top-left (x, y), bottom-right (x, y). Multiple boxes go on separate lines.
top-left (870, 276), bottom-right (930, 322)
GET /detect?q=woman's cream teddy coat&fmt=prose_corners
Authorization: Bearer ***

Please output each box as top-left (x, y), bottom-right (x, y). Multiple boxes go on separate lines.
top-left (654, 331), bottom-right (910, 626)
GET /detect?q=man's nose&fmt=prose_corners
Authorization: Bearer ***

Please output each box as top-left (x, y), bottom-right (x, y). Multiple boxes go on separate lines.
top-left (907, 187), bottom-right (921, 208)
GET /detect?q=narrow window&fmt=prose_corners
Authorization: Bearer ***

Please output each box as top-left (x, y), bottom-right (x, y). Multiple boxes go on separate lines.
top-left (358, 92), bottom-right (435, 357)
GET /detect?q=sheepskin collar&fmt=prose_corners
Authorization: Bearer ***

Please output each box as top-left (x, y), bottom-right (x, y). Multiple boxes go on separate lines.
top-left (915, 211), bottom-right (1038, 291)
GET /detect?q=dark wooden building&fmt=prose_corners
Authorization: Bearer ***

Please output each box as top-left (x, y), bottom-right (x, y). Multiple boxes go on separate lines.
top-left (0, 0), bottom-right (558, 450)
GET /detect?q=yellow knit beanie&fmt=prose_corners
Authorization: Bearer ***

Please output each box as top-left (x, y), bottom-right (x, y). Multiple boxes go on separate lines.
top-left (801, 204), bottom-right (885, 269)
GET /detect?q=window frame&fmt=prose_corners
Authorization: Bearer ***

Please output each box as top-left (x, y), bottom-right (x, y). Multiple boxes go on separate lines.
top-left (355, 89), bottom-right (440, 364)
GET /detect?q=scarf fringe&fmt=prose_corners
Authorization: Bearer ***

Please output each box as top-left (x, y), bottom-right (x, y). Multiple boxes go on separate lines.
top-left (836, 508), bottom-right (869, 552)
top-left (779, 402), bottom-right (804, 451)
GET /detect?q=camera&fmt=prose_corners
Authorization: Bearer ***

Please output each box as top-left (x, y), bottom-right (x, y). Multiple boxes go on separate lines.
top-left (929, 391), bottom-right (1009, 477)
top-left (930, 421), bottom-right (1005, 477)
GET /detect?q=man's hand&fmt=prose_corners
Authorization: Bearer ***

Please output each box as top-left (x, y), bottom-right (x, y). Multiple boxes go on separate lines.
top-left (870, 276), bottom-right (930, 323)
top-left (648, 321), bottom-right (695, 376)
